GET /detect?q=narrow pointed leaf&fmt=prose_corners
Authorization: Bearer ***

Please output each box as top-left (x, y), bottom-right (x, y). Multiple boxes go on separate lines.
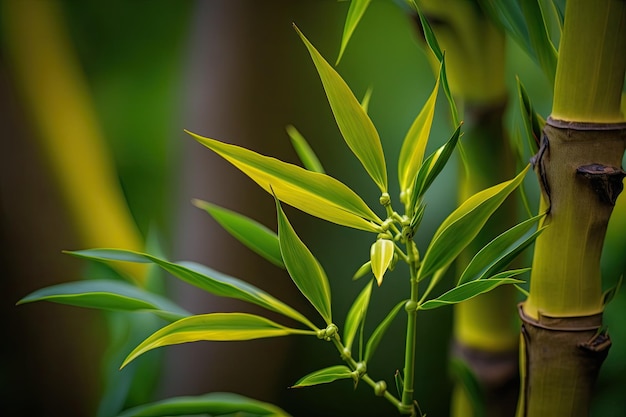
top-left (394, 370), bottom-right (404, 398)
top-left (295, 25), bottom-right (388, 192)
top-left (68, 249), bottom-right (315, 329)
top-left (418, 165), bottom-right (529, 281)
top-left (521, 0), bottom-right (558, 82)
top-left (360, 86), bottom-right (373, 113)
top-left (286, 125), bottom-right (325, 174)
top-left (365, 300), bottom-right (405, 362)
top-left (116, 392), bottom-right (291, 417)
top-left (419, 275), bottom-right (527, 311)
top-left (122, 313), bottom-right (314, 368)
top-left (398, 64), bottom-right (440, 193)
top-left (18, 280), bottom-right (190, 322)
top-left (517, 76), bottom-right (544, 155)
top-left (343, 280), bottom-right (373, 352)
top-left (352, 260), bottom-right (372, 281)
top-left (187, 131), bottom-right (381, 232)
top-left (193, 199), bottom-right (284, 268)
top-left (336, 0), bottom-right (372, 64)
top-left (458, 214), bottom-right (545, 285)
top-left (370, 238), bottom-right (394, 286)
top-left (276, 199), bottom-right (332, 324)
top-left (410, 123), bottom-right (462, 210)
top-left (291, 365), bottom-right (355, 388)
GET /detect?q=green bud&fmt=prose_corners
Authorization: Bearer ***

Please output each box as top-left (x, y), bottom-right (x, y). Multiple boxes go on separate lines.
top-left (374, 380), bottom-right (387, 396)
top-left (379, 192), bottom-right (391, 206)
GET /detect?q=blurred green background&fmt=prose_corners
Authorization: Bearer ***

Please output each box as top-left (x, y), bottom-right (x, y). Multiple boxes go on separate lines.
top-left (1, 1), bottom-right (624, 416)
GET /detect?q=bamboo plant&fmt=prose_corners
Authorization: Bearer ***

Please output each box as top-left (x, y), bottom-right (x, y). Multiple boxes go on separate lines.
top-left (16, 10), bottom-right (541, 417)
top-left (518, 0), bottom-right (626, 415)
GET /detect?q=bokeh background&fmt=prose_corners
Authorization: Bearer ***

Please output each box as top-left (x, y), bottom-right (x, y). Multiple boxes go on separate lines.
top-left (2, 1), bottom-right (624, 416)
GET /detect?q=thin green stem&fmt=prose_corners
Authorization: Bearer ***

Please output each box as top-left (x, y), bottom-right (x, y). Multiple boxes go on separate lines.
top-left (401, 238), bottom-right (420, 415)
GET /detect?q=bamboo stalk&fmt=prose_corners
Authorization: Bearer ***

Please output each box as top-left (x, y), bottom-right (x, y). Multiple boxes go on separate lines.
top-left (518, 1), bottom-right (626, 415)
top-left (2, 0), bottom-right (146, 284)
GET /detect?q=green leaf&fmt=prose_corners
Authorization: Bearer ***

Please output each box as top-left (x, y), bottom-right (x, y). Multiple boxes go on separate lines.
top-left (352, 260), bottom-right (372, 281)
top-left (286, 124), bottom-right (325, 174)
top-left (603, 275), bottom-right (623, 306)
top-left (516, 76), bottom-right (545, 156)
top-left (294, 25), bottom-right (388, 193)
top-left (449, 358), bottom-right (486, 417)
top-left (291, 365), bottom-right (355, 388)
top-left (276, 199), bottom-right (332, 324)
top-left (193, 199), bottom-right (284, 268)
top-left (18, 280), bottom-right (190, 322)
top-left (336, 0), bottom-right (372, 64)
top-left (187, 131), bottom-right (381, 232)
top-left (418, 165), bottom-right (529, 281)
top-left (394, 370), bottom-right (404, 398)
top-left (398, 64), bottom-right (440, 194)
top-left (360, 86), bottom-right (373, 113)
top-left (365, 300), bottom-right (405, 363)
top-left (370, 238), bottom-right (394, 286)
top-left (520, 0), bottom-right (558, 82)
top-left (122, 313), bottom-right (314, 368)
top-left (343, 280), bottom-right (373, 353)
top-left (458, 213), bottom-right (545, 285)
top-left (419, 274), bottom-right (527, 311)
top-left (68, 249), bottom-right (315, 329)
top-left (410, 123), bottom-right (462, 210)
top-left (116, 392), bottom-right (291, 417)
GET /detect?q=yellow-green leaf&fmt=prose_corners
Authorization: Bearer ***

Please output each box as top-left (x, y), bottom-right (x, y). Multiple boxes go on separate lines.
top-left (295, 25), bottom-right (388, 193)
top-left (418, 165), bottom-right (530, 281)
top-left (286, 124), bottom-right (325, 174)
top-left (277, 199), bottom-right (332, 324)
top-left (343, 280), bottom-right (373, 352)
top-left (370, 238), bottom-right (394, 286)
top-left (336, 0), bottom-right (373, 64)
top-left (122, 313), bottom-right (314, 368)
top-left (187, 131), bottom-right (381, 232)
top-left (398, 64), bottom-right (440, 193)
top-left (292, 365), bottom-right (355, 388)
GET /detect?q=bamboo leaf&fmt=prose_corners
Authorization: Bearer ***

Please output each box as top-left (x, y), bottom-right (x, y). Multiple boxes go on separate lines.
top-left (370, 238), bottom-right (395, 286)
top-left (364, 300), bottom-right (405, 363)
top-left (520, 0), bottom-right (558, 82)
top-left (458, 214), bottom-right (545, 285)
top-left (192, 199), bottom-right (284, 268)
top-left (398, 64), bottom-right (441, 193)
top-left (116, 392), bottom-right (291, 417)
top-left (286, 125), bottom-right (325, 174)
top-left (343, 280), bottom-right (373, 353)
top-left (291, 365), bottom-right (355, 388)
top-left (68, 249), bottom-right (315, 329)
top-left (18, 280), bottom-right (190, 322)
top-left (360, 86), bottom-right (373, 113)
top-left (294, 25), bottom-right (388, 193)
top-left (410, 123), bottom-right (462, 211)
top-left (418, 165), bottom-right (529, 281)
top-left (449, 358), bottom-right (486, 417)
top-left (336, 0), bottom-right (372, 64)
top-left (276, 199), bottom-right (332, 324)
top-left (187, 131), bottom-right (381, 232)
top-left (352, 260), bottom-right (372, 281)
top-left (122, 313), bottom-right (314, 368)
top-left (516, 76), bottom-right (545, 156)
top-left (419, 274), bottom-right (527, 311)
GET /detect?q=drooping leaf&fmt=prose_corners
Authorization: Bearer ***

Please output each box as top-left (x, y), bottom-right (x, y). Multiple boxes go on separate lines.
top-left (67, 249), bottom-right (315, 329)
top-left (193, 199), bottom-right (284, 268)
top-left (458, 213), bottom-right (545, 285)
top-left (291, 365), bottom-right (355, 388)
top-left (122, 313), bottom-right (314, 368)
top-left (370, 238), bottom-right (395, 286)
top-left (116, 392), bottom-right (291, 417)
top-left (410, 123), bottom-right (462, 211)
top-left (343, 280), bottom-right (373, 353)
top-left (419, 273), bottom-right (527, 310)
top-left (187, 131), bottom-right (381, 232)
top-left (294, 25), bottom-right (388, 193)
top-left (18, 280), bottom-right (190, 322)
top-left (417, 165), bottom-right (529, 281)
top-left (365, 300), bottom-right (406, 362)
top-left (285, 125), bottom-right (325, 174)
top-left (336, 0), bottom-right (373, 64)
top-left (398, 63), bottom-right (441, 194)
top-left (276, 199), bottom-right (332, 324)
top-left (449, 358), bottom-right (486, 417)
